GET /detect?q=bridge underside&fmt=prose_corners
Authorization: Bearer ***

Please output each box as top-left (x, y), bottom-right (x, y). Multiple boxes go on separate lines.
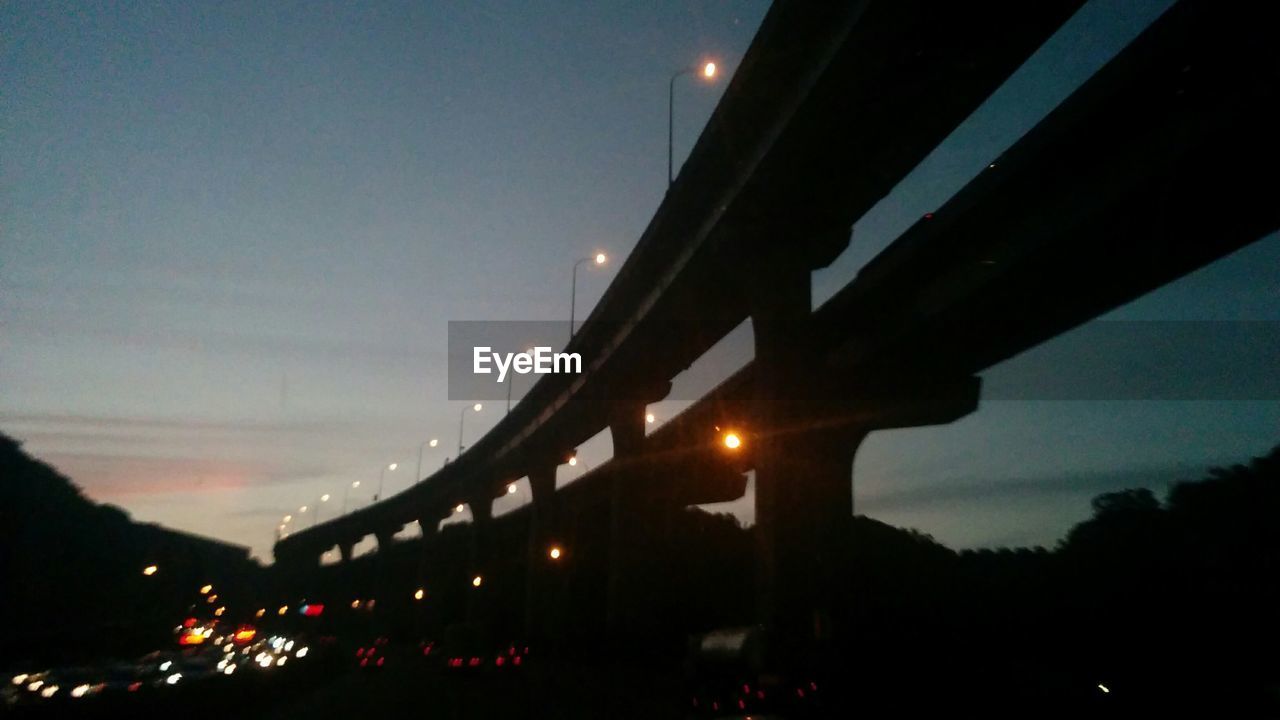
top-left (270, 0), bottom-right (1280, 664)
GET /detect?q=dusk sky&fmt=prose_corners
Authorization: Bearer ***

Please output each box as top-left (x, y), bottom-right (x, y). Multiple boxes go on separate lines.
top-left (4, 0), bottom-right (1277, 561)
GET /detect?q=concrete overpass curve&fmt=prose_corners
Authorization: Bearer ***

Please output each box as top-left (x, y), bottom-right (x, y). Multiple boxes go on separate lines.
top-left (275, 0), bottom-right (1083, 564)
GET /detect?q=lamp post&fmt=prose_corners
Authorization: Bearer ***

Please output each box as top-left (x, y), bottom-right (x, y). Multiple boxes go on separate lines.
top-left (341, 480), bottom-right (361, 515)
top-left (458, 403), bottom-right (482, 455)
top-left (310, 495), bottom-right (330, 528)
top-left (373, 463), bottom-right (398, 503)
top-left (415, 438), bottom-right (440, 486)
top-left (569, 254), bottom-right (607, 341)
top-left (668, 60), bottom-right (718, 186)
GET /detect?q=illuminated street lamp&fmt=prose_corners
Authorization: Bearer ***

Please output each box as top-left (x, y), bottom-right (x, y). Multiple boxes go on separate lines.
top-left (458, 404), bottom-right (483, 454)
top-left (569, 254), bottom-right (607, 341)
top-left (548, 545), bottom-right (563, 561)
top-left (142, 565), bottom-right (158, 576)
top-left (669, 60), bottom-right (719, 186)
top-left (471, 575), bottom-right (483, 588)
top-left (415, 438), bottom-right (440, 487)
top-left (374, 463), bottom-right (398, 503)
top-left (413, 588), bottom-right (425, 601)
top-left (722, 431), bottom-right (742, 450)
top-left (341, 480), bottom-right (361, 515)
top-left (646, 412), bottom-right (656, 424)
top-left (312, 493), bottom-right (332, 528)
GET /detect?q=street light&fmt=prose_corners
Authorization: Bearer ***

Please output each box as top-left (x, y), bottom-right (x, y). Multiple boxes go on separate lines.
top-left (669, 60), bottom-right (719, 186)
top-left (415, 438), bottom-right (440, 487)
top-left (312, 493), bottom-right (332, 528)
top-left (142, 565), bottom-right (158, 576)
top-left (341, 480), bottom-right (361, 515)
top-left (458, 404), bottom-right (483, 454)
top-left (569, 254), bottom-right (607, 341)
top-left (374, 463), bottom-right (398, 502)
top-left (722, 431), bottom-right (742, 450)
top-left (646, 412), bottom-right (656, 424)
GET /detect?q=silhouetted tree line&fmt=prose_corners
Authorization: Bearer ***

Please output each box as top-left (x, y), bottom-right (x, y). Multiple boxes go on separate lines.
top-left (0, 433), bottom-right (263, 666)
top-left (831, 444), bottom-right (1280, 714)
top-left (7, 429), bottom-right (1279, 711)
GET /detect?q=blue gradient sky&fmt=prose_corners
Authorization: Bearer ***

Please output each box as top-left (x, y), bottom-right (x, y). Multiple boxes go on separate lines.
top-left (3, 1), bottom-right (1276, 560)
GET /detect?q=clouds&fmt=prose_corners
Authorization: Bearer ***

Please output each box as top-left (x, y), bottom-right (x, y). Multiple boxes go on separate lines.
top-left (856, 465), bottom-right (1191, 516)
top-left (29, 449), bottom-right (328, 498)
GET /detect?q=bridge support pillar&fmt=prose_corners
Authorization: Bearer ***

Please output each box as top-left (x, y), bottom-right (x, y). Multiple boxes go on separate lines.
top-left (338, 541), bottom-right (355, 564)
top-left (747, 256), bottom-right (982, 658)
top-left (374, 527), bottom-right (398, 553)
top-left (417, 516), bottom-right (439, 539)
top-left (466, 493), bottom-right (494, 623)
top-left (605, 400), bottom-right (656, 641)
top-left (413, 514), bottom-right (439, 581)
top-left (523, 461), bottom-right (560, 642)
top-left (747, 257), bottom-right (861, 654)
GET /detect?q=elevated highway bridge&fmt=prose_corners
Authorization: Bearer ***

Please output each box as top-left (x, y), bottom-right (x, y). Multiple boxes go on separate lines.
top-left (275, 0), bottom-right (1279, 655)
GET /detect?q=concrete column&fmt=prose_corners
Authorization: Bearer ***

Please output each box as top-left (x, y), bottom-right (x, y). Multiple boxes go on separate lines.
top-left (466, 492), bottom-right (494, 623)
top-left (374, 527), bottom-right (398, 553)
top-left (748, 260), bottom-right (862, 649)
top-left (418, 509), bottom-right (442, 538)
top-left (605, 401), bottom-right (651, 640)
top-left (523, 461), bottom-right (560, 641)
top-left (414, 514), bottom-right (440, 580)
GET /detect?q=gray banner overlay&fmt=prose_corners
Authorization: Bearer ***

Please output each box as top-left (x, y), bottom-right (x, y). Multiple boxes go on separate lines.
top-left (448, 320), bottom-right (1280, 401)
